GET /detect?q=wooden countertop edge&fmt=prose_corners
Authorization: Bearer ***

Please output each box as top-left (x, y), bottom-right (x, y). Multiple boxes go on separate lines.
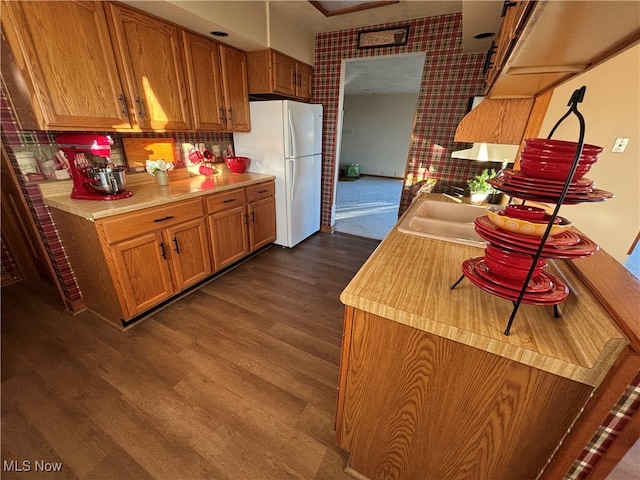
top-left (568, 250), bottom-right (640, 353)
top-left (38, 169), bottom-right (276, 221)
top-left (340, 291), bottom-right (628, 387)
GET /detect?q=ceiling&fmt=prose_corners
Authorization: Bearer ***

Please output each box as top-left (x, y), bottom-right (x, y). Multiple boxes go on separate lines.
top-left (121, 1), bottom-right (504, 96)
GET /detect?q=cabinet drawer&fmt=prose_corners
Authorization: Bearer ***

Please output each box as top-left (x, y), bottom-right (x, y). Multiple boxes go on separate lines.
top-left (98, 198), bottom-right (204, 244)
top-left (206, 188), bottom-right (246, 214)
top-left (247, 181), bottom-right (275, 202)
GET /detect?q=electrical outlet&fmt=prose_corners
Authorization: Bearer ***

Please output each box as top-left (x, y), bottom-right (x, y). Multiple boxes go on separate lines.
top-left (612, 137), bottom-right (629, 153)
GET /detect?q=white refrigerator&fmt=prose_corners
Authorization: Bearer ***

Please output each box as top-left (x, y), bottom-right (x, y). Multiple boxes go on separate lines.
top-left (234, 100), bottom-right (323, 248)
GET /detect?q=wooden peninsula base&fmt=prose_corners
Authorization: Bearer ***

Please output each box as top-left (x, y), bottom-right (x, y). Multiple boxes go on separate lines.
top-left (336, 307), bottom-right (592, 480)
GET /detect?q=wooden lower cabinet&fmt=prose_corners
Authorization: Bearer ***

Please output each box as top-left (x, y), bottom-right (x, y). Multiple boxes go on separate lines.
top-left (207, 180), bottom-right (275, 271)
top-left (336, 307), bottom-right (594, 480)
top-left (50, 183), bottom-right (274, 328)
top-left (110, 217), bottom-right (211, 318)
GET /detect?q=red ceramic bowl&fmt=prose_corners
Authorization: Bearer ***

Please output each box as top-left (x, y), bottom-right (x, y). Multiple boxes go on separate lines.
top-left (484, 244), bottom-right (547, 282)
top-left (225, 156), bottom-right (249, 173)
top-left (520, 158), bottom-right (593, 181)
top-left (520, 151), bottom-right (599, 164)
top-left (524, 138), bottom-right (604, 156)
top-left (505, 204), bottom-right (546, 221)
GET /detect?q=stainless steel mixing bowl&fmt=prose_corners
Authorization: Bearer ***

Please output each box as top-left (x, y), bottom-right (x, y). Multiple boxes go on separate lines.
top-left (88, 167), bottom-right (127, 195)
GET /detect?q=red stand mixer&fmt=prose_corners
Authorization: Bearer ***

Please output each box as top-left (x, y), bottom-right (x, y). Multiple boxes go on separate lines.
top-left (56, 133), bottom-right (133, 201)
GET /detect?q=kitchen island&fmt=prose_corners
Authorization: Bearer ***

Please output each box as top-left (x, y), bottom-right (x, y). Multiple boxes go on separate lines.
top-left (336, 193), bottom-right (628, 480)
top-left (40, 167), bottom-right (276, 328)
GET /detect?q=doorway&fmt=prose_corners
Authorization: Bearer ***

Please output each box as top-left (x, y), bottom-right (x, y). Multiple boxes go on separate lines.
top-left (334, 53), bottom-right (425, 239)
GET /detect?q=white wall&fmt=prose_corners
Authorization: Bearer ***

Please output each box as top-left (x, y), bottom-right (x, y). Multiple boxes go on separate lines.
top-left (340, 94), bottom-right (418, 178)
top-left (538, 45), bottom-right (639, 266)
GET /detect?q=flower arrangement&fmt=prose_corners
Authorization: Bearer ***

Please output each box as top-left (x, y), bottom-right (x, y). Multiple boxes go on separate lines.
top-left (145, 159), bottom-right (174, 176)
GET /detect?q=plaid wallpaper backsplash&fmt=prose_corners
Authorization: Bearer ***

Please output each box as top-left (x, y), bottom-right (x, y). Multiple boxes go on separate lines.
top-left (314, 13), bottom-right (487, 225)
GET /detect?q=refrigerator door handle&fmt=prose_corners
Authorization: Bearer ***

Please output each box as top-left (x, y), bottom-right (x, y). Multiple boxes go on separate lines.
top-left (289, 158), bottom-right (296, 203)
top-left (287, 109), bottom-right (298, 159)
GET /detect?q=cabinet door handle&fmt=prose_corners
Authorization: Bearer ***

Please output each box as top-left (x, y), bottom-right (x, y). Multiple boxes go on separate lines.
top-left (228, 107), bottom-right (233, 122)
top-left (153, 215), bottom-right (174, 223)
top-left (244, 213), bottom-right (249, 225)
top-left (135, 96), bottom-right (146, 118)
top-left (483, 41), bottom-right (497, 74)
top-left (118, 94), bottom-right (127, 115)
top-left (223, 198), bottom-right (236, 203)
top-left (292, 72), bottom-right (297, 85)
top-left (251, 211), bottom-right (255, 223)
top-left (219, 107), bottom-right (226, 122)
top-left (172, 237), bottom-right (180, 254)
top-left (297, 72), bottom-right (301, 86)
top-left (159, 241), bottom-right (166, 259)
top-left (501, 0), bottom-right (517, 17)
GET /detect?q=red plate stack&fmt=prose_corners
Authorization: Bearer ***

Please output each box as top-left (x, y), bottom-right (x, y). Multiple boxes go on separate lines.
top-left (460, 137), bottom-right (610, 306)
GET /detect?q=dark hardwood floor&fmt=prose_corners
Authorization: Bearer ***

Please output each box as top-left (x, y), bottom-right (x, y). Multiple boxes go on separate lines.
top-left (1, 232), bottom-right (379, 480)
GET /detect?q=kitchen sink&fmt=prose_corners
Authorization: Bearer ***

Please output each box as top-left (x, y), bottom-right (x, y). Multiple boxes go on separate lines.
top-left (397, 196), bottom-right (487, 248)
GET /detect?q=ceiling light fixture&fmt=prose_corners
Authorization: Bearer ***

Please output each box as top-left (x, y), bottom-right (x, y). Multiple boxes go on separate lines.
top-left (210, 31), bottom-right (229, 37)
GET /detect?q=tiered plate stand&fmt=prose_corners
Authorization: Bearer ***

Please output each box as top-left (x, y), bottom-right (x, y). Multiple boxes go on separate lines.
top-left (451, 86), bottom-right (614, 335)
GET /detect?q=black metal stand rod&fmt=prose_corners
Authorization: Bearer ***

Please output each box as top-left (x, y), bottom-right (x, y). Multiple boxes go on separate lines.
top-left (450, 274), bottom-right (465, 290)
top-left (503, 86), bottom-right (587, 336)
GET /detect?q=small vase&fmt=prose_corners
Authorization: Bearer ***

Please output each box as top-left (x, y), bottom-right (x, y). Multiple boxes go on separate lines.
top-left (156, 170), bottom-right (169, 186)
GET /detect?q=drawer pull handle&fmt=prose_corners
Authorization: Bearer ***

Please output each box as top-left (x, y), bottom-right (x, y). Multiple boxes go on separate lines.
top-left (154, 215), bottom-right (175, 222)
top-left (223, 199), bottom-right (237, 203)
top-left (159, 241), bottom-right (166, 259)
top-left (258, 189), bottom-right (269, 193)
top-left (173, 237), bottom-right (180, 254)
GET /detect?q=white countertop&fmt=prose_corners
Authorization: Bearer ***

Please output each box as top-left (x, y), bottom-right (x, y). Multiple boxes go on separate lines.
top-left (39, 167), bottom-right (275, 221)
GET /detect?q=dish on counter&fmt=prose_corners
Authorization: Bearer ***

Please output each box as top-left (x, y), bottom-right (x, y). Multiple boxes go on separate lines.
top-left (462, 257), bottom-right (569, 305)
top-left (486, 205), bottom-right (572, 237)
top-left (475, 258), bottom-right (554, 293)
top-left (488, 176), bottom-right (614, 204)
top-left (475, 217), bottom-right (599, 259)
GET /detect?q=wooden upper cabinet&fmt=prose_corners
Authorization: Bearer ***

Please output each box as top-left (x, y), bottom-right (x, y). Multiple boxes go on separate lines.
top-left (182, 32), bottom-right (250, 132)
top-left (219, 45), bottom-right (251, 132)
top-left (105, 2), bottom-right (192, 131)
top-left (0, 0), bottom-right (132, 131)
top-left (295, 62), bottom-right (313, 102)
top-left (247, 49), bottom-right (313, 102)
top-left (272, 52), bottom-right (297, 97)
top-left (182, 31), bottom-right (227, 131)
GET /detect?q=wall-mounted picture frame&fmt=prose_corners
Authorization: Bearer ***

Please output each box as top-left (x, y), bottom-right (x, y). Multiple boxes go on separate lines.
top-left (357, 26), bottom-right (410, 49)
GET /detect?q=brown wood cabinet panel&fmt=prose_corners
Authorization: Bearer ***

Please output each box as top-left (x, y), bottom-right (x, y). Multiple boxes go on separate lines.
top-left (247, 48), bottom-right (313, 101)
top-left (272, 51), bottom-right (297, 97)
top-left (246, 181), bottom-right (275, 202)
top-left (206, 189), bottom-right (247, 214)
top-left (105, 2), bottom-right (192, 131)
top-left (110, 231), bottom-right (174, 318)
top-left (295, 62), bottom-right (313, 101)
top-left (208, 205), bottom-right (250, 271)
top-left (182, 31), bottom-right (226, 132)
top-left (220, 45), bottom-right (251, 131)
top-left (338, 309), bottom-right (593, 480)
top-left (98, 198), bottom-right (204, 244)
top-left (248, 196), bottom-right (276, 251)
top-left (1, 0), bottom-right (132, 131)
top-left (164, 218), bottom-right (212, 291)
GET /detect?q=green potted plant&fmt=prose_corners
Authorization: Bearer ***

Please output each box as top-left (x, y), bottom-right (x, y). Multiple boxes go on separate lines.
top-left (467, 168), bottom-right (497, 205)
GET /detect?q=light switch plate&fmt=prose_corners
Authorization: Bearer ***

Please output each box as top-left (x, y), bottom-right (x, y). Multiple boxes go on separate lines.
top-left (612, 138), bottom-right (629, 153)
